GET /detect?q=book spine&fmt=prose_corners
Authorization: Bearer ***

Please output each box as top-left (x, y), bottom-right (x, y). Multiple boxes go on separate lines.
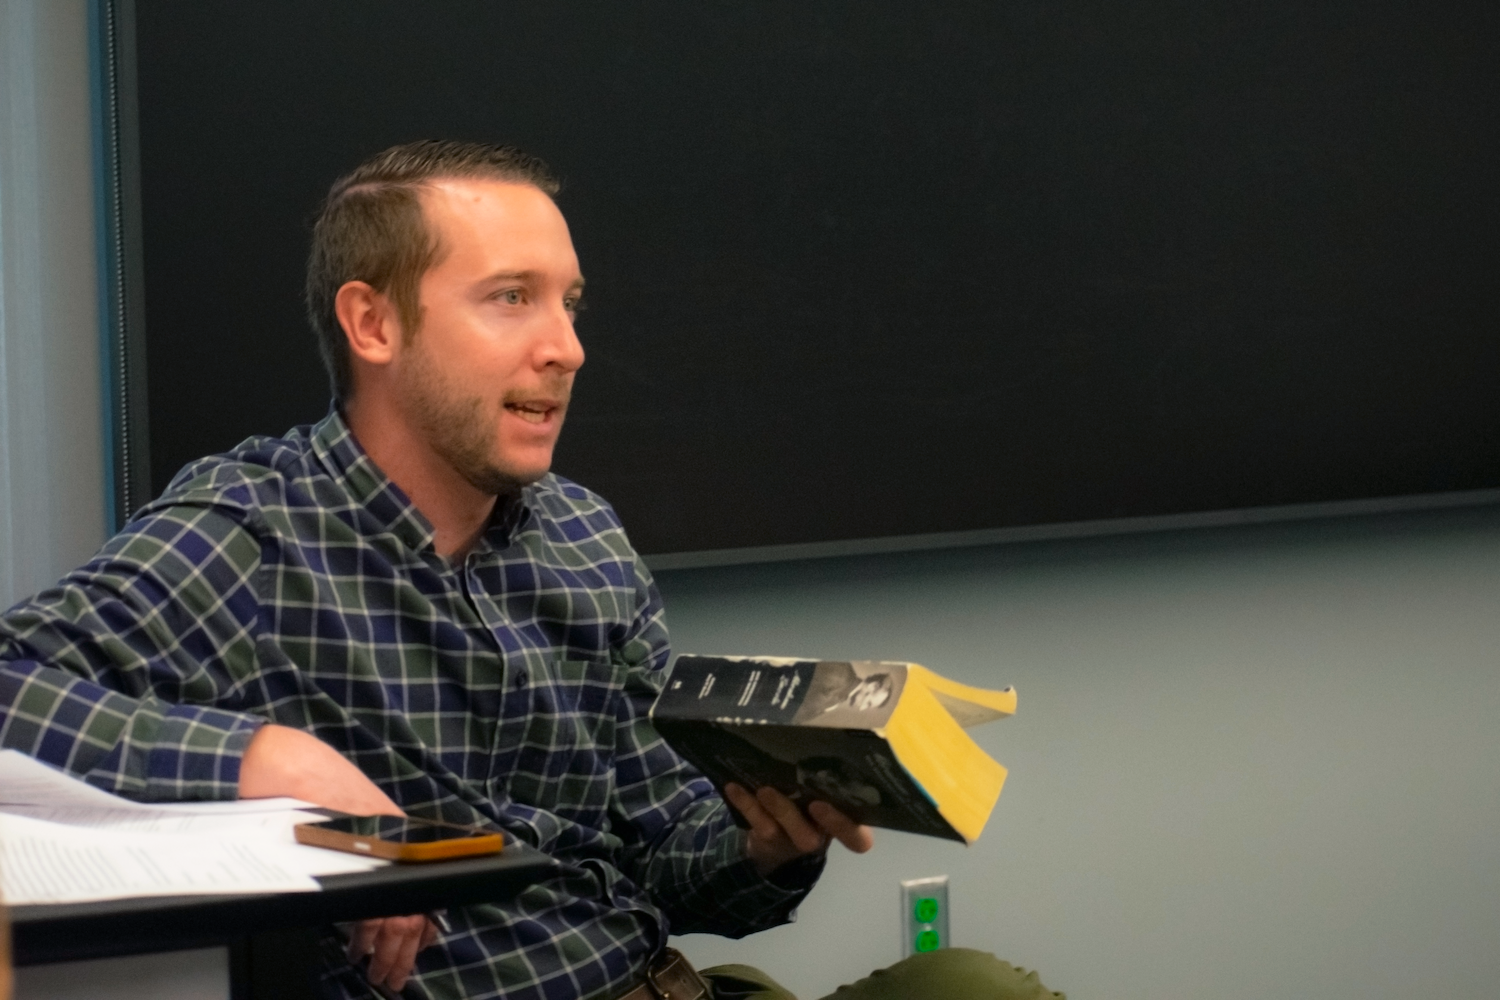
top-left (654, 657), bottom-right (817, 724)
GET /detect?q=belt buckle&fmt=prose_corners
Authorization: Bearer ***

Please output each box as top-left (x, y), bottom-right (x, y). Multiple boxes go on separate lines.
top-left (644, 961), bottom-right (673, 1000)
top-left (644, 948), bottom-right (705, 1000)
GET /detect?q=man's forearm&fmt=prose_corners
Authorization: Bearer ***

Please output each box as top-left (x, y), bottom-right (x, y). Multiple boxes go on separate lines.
top-left (0, 505), bottom-right (276, 801)
top-left (0, 658), bottom-right (262, 800)
top-left (239, 723), bottom-right (403, 814)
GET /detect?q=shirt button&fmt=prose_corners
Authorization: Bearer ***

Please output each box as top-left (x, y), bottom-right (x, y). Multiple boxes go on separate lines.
top-left (513, 670), bottom-right (528, 689)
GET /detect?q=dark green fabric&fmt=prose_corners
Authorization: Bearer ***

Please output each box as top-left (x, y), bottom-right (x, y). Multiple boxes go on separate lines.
top-left (702, 949), bottom-right (1065, 1000)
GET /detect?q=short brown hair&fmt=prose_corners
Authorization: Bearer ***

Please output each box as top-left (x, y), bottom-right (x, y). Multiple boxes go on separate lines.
top-left (305, 140), bottom-right (561, 401)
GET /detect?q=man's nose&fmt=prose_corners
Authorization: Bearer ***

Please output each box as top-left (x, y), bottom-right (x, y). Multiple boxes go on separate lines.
top-left (536, 301), bottom-right (586, 372)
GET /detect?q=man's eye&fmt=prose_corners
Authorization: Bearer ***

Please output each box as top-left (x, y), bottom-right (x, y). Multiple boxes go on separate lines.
top-left (497, 289), bottom-right (524, 305)
top-left (565, 297), bottom-right (587, 314)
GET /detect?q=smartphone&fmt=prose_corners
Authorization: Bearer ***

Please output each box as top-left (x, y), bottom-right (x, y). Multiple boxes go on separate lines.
top-left (294, 815), bottom-right (504, 862)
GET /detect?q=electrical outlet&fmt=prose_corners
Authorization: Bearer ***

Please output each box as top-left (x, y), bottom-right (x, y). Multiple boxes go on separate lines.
top-left (899, 875), bottom-right (949, 957)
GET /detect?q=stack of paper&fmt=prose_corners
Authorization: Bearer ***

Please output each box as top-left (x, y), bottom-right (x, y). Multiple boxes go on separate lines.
top-left (0, 750), bottom-right (386, 906)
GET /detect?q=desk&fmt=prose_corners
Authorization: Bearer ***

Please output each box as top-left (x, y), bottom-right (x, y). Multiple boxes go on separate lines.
top-left (11, 842), bottom-right (555, 998)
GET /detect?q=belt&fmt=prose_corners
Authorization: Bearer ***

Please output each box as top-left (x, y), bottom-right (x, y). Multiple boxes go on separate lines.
top-left (614, 947), bottom-right (713, 1000)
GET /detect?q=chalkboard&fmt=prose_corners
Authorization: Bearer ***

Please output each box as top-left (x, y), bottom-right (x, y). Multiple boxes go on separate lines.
top-left (120, 1), bottom-right (1500, 556)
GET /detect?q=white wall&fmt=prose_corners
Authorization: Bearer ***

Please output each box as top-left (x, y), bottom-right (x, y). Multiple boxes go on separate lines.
top-left (662, 507), bottom-right (1500, 999)
top-left (0, 0), bottom-right (106, 610)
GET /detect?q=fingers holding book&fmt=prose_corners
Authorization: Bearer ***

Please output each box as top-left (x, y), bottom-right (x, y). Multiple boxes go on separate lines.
top-left (725, 782), bottom-right (875, 877)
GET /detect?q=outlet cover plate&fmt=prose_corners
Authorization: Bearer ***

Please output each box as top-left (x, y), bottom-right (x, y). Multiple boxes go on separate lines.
top-left (900, 875), bottom-right (950, 957)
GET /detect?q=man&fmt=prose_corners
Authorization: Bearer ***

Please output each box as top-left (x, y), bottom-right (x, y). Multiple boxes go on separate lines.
top-left (794, 664), bottom-right (894, 725)
top-left (828, 674), bottom-right (893, 715)
top-left (0, 141), bottom-right (1061, 999)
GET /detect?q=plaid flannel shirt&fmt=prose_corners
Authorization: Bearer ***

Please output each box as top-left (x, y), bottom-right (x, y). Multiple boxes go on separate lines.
top-left (0, 410), bottom-right (817, 1000)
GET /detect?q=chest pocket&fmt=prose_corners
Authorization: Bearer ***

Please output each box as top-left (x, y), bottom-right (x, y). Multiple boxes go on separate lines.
top-left (505, 658), bottom-right (623, 823)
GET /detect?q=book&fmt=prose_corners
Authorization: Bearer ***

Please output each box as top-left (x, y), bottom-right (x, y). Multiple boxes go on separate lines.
top-left (650, 656), bottom-right (1016, 844)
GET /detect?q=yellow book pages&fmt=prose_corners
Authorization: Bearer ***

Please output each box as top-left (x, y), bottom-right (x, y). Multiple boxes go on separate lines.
top-left (883, 680), bottom-right (1008, 843)
top-left (906, 664), bottom-right (1016, 728)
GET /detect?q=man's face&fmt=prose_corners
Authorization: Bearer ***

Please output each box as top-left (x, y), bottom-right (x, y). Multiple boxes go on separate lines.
top-left (847, 677), bottom-right (892, 712)
top-left (395, 178), bottom-right (585, 495)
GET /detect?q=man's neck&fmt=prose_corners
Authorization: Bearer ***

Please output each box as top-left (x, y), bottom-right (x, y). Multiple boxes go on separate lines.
top-left (342, 398), bottom-right (497, 561)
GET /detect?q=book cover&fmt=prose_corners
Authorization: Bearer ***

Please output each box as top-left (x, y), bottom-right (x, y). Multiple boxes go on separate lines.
top-left (651, 656), bottom-right (1015, 844)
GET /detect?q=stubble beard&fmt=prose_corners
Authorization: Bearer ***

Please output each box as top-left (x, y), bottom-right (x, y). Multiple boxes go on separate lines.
top-left (401, 342), bottom-right (557, 498)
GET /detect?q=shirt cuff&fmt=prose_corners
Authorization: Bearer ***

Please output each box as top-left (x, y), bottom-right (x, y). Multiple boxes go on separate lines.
top-left (705, 825), bottom-right (824, 930)
top-left (2, 658), bottom-right (267, 802)
top-left (765, 848), bottom-right (829, 891)
top-left (143, 703), bottom-right (266, 801)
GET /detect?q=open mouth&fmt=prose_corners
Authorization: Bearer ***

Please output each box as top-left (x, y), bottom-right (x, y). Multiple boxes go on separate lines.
top-left (504, 400), bottom-right (558, 425)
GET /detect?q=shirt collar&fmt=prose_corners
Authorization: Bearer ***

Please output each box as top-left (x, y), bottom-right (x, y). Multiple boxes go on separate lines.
top-left (308, 406), bottom-right (534, 556)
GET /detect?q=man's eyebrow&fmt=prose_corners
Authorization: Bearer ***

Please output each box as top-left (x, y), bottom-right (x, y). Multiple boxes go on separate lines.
top-left (478, 271), bottom-right (586, 290)
top-left (479, 270), bottom-right (540, 284)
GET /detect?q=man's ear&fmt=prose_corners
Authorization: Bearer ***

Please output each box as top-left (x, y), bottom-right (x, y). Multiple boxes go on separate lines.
top-left (334, 280), bottom-right (401, 366)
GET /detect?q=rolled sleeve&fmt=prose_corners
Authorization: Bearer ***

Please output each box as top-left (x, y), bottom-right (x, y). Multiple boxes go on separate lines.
top-left (0, 658), bottom-right (264, 799)
top-left (0, 503), bottom-right (270, 801)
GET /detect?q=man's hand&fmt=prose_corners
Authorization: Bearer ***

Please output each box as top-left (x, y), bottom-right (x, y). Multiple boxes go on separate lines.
top-left (240, 724), bottom-right (437, 989)
top-left (344, 914), bottom-right (442, 993)
top-left (724, 783), bottom-right (875, 877)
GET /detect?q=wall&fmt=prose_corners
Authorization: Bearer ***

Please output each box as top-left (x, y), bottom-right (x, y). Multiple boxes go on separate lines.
top-left (0, 0), bottom-right (106, 609)
top-left (0, 2), bottom-right (222, 996)
top-left (662, 506), bottom-right (1500, 999)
